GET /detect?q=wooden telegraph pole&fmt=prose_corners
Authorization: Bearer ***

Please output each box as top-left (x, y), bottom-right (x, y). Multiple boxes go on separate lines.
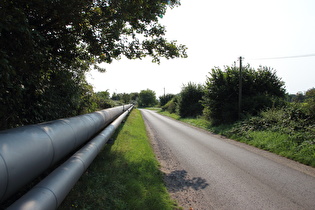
top-left (238, 56), bottom-right (243, 120)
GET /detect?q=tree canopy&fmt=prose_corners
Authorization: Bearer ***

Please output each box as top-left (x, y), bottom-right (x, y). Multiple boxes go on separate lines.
top-left (138, 89), bottom-right (157, 107)
top-left (0, 0), bottom-right (186, 129)
top-left (159, 93), bottom-right (175, 107)
top-left (178, 82), bottom-right (204, 118)
top-left (203, 65), bottom-right (286, 124)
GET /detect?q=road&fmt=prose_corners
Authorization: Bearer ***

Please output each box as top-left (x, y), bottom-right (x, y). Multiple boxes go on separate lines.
top-left (140, 109), bottom-right (315, 210)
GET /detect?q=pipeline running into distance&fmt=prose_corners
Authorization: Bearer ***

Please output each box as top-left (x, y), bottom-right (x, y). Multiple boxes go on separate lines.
top-left (8, 106), bottom-right (133, 209)
top-left (0, 104), bottom-right (132, 202)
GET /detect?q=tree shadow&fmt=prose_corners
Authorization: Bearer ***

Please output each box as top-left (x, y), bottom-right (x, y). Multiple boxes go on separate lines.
top-left (164, 170), bottom-right (209, 192)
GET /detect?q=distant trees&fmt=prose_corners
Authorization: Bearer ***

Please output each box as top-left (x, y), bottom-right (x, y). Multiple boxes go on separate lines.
top-left (203, 65), bottom-right (286, 124)
top-left (158, 65), bottom-right (290, 126)
top-left (111, 92), bottom-right (139, 105)
top-left (138, 89), bottom-right (158, 107)
top-left (95, 91), bottom-right (113, 109)
top-left (288, 92), bottom-right (305, 103)
top-left (160, 83), bottom-right (204, 118)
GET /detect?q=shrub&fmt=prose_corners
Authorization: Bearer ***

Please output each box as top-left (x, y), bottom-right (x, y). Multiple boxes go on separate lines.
top-left (228, 104), bottom-right (315, 145)
top-left (159, 94), bottom-right (175, 107)
top-left (178, 82), bottom-right (204, 118)
top-left (203, 65), bottom-right (286, 125)
top-left (162, 96), bottom-right (178, 114)
top-left (304, 88), bottom-right (315, 119)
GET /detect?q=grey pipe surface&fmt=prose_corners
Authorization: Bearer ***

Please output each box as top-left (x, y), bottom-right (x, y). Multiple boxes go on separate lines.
top-left (0, 104), bottom-right (132, 202)
top-left (8, 106), bottom-right (133, 210)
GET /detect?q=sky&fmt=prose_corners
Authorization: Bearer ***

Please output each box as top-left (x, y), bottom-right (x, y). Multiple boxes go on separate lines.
top-left (86, 0), bottom-right (315, 97)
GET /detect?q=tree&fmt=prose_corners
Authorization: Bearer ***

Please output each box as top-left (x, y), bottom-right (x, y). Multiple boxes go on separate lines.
top-left (178, 82), bottom-right (204, 118)
top-left (0, 0), bottom-right (186, 129)
top-left (159, 94), bottom-right (175, 107)
top-left (294, 92), bottom-right (306, 103)
top-left (138, 89), bottom-right (157, 107)
top-left (305, 88), bottom-right (315, 118)
top-left (120, 93), bottom-right (131, 104)
top-left (95, 91), bottom-right (113, 109)
top-left (111, 93), bottom-right (121, 101)
top-left (130, 92), bottom-right (139, 105)
top-left (203, 65), bottom-right (286, 125)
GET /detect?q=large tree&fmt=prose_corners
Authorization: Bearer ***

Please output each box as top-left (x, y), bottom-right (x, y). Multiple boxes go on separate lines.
top-left (138, 89), bottom-right (157, 107)
top-left (203, 65), bottom-right (286, 125)
top-left (0, 0), bottom-right (186, 129)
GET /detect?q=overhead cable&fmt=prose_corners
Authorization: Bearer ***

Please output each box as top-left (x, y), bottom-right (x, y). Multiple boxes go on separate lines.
top-left (253, 53), bottom-right (315, 60)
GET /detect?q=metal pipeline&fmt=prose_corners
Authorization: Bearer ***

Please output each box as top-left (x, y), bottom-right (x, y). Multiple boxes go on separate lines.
top-left (0, 104), bottom-right (132, 202)
top-left (8, 106), bottom-right (133, 210)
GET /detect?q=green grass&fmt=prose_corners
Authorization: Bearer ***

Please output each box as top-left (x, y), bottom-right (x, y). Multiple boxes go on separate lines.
top-left (228, 130), bottom-right (315, 167)
top-left (158, 110), bottom-right (181, 120)
top-left (145, 107), bottom-right (162, 111)
top-left (158, 110), bottom-right (231, 135)
top-left (59, 109), bottom-right (180, 210)
top-left (229, 131), bottom-right (297, 156)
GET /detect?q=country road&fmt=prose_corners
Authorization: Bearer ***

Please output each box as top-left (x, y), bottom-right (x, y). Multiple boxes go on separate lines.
top-left (140, 109), bottom-right (315, 210)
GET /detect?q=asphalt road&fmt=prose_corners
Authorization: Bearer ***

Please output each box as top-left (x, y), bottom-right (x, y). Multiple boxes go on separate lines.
top-left (140, 109), bottom-right (315, 210)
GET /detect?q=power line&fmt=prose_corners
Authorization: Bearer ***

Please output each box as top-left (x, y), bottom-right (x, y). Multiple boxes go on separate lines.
top-left (253, 53), bottom-right (315, 60)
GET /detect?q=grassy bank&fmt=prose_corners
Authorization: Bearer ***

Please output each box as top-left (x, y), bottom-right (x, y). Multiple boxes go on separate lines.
top-left (59, 109), bottom-right (179, 210)
top-left (158, 110), bottom-right (315, 167)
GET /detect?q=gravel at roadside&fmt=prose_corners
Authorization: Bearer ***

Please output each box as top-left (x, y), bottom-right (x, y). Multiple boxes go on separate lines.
top-left (143, 116), bottom-right (212, 210)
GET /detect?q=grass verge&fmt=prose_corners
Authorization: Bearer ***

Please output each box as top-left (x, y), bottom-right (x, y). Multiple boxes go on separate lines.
top-left (59, 109), bottom-right (180, 210)
top-left (158, 110), bottom-right (315, 167)
top-left (228, 130), bottom-right (315, 167)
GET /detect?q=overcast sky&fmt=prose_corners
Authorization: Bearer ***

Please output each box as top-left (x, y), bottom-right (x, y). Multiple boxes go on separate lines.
top-left (87, 0), bottom-right (315, 97)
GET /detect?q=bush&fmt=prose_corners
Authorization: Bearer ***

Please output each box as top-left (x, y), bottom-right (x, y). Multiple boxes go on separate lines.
top-left (228, 104), bottom-right (315, 145)
top-left (159, 94), bottom-right (175, 107)
top-left (178, 82), bottom-right (204, 118)
top-left (225, 104), bottom-right (315, 166)
top-left (304, 88), bottom-right (315, 119)
top-left (162, 96), bottom-right (178, 114)
top-left (203, 65), bottom-right (286, 125)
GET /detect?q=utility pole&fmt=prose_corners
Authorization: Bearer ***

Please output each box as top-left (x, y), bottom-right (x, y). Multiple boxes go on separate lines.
top-left (238, 56), bottom-right (243, 120)
top-left (164, 87), bottom-right (165, 97)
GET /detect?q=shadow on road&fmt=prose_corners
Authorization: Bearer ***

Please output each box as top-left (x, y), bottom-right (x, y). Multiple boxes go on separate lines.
top-left (164, 170), bottom-right (209, 192)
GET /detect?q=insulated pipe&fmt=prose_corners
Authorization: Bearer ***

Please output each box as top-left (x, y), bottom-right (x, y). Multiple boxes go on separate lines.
top-left (8, 106), bottom-right (133, 210)
top-left (0, 104), bottom-right (132, 202)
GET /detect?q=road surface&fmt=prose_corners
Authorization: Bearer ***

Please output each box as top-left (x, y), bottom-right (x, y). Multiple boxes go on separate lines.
top-left (140, 109), bottom-right (315, 210)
